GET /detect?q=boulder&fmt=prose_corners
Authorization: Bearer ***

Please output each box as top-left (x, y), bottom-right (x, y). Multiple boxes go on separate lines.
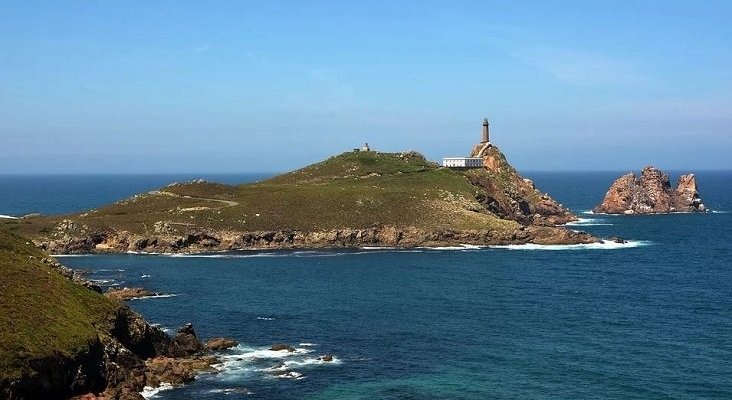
top-left (205, 337), bottom-right (239, 351)
top-left (270, 343), bottom-right (296, 352)
top-left (105, 287), bottom-right (158, 301)
top-left (167, 324), bottom-right (203, 357)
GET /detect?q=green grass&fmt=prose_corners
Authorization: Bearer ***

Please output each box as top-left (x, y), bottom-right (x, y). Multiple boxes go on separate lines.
top-left (0, 229), bottom-right (120, 380)
top-left (7, 151), bottom-right (521, 240)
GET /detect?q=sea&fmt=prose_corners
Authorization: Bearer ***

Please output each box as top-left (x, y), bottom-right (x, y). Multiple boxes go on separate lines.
top-left (1, 171), bottom-right (731, 399)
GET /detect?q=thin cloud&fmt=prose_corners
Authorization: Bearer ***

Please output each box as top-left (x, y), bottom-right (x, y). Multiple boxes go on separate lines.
top-left (512, 47), bottom-right (646, 87)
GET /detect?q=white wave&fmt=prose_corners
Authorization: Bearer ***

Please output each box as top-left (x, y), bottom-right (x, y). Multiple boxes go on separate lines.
top-left (582, 210), bottom-right (595, 215)
top-left (225, 345), bottom-right (313, 360)
top-left (140, 383), bottom-right (175, 399)
top-left (418, 244), bottom-right (485, 251)
top-left (566, 218), bottom-right (613, 226)
top-left (130, 294), bottom-right (178, 300)
top-left (281, 356), bottom-right (342, 368)
top-left (141, 274), bottom-right (151, 278)
top-left (88, 279), bottom-right (115, 284)
top-left (208, 388), bottom-right (254, 395)
top-left (256, 317), bottom-right (275, 321)
top-left (149, 323), bottom-right (173, 334)
top-left (272, 371), bottom-right (304, 380)
top-left (298, 342), bottom-right (317, 347)
top-left (712, 210), bottom-right (728, 214)
top-left (491, 240), bottom-right (651, 251)
top-left (0, 214), bottom-right (18, 219)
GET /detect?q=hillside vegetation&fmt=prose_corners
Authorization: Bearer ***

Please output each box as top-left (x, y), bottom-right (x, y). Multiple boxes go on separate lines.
top-left (4, 148), bottom-right (589, 252)
top-left (0, 228), bottom-right (119, 381)
top-left (9, 151), bottom-right (517, 238)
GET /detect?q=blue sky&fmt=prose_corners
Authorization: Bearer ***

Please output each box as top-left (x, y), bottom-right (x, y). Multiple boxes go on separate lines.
top-left (1, 1), bottom-right (731, 173)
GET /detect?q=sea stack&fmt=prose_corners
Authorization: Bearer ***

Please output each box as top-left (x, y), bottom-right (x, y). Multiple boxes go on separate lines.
top-left (593, 166), bottom-right (707, 214)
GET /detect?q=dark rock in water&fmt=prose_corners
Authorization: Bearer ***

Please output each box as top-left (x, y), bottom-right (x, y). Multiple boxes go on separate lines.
top-left (594, 166), bottom-right (708, 214)
top-left (270, 343), bottom-right (296, 352)
top-left (105, 287), bottom-right (159, 301)
top-left (318, 354), bottom-right (334, 362)
top-left (607, 237), bottom-right (627, 244)
top-left (205, 337), bottom-right (239, 351)
top-left (143, 355), bottom-right (218, 387)
top-left (167, 323), bottom-right (203, 357)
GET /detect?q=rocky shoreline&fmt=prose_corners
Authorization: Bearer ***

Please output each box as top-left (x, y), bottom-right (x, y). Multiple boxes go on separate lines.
top-left (36, 224), bottom-right (600, 255)
top-left (1, 251), bottom-right (237, 400)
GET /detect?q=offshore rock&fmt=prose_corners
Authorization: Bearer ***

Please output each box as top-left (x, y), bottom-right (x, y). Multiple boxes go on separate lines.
top-left (594, 166), bottom-right (707, 214)
top-left (105, 287), bottom-right (160, 302)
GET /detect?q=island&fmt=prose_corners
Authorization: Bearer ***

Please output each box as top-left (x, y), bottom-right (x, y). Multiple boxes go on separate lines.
top-left (3, 121), bottom-right (607, 253)
top-left (594, 166), bottom-right (708, 214)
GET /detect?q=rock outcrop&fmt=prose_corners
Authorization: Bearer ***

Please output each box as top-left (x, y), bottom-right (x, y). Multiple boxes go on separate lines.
top-left (467, 145), bottom-right (578, 226)
top-left (35, 223), bottom-right (599, 255)
top-left (105, 287), bottom-right (160, 302)
top-left (594, 166), bottom-right (707, 214)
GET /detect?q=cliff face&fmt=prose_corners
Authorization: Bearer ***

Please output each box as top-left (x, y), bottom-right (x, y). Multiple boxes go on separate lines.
top-left (593, 166), bottom-right (707, 214)
top-left (0, 229), bottom-right (214, 400)
top-left (467, 145), bottom-right (578, 226)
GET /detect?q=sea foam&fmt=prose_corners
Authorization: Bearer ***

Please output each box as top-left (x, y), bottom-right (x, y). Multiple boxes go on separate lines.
top-left (566, 218), bottom-right (613, 226)
top-left (140, 383), bottom-right (174, 399)
top-left (491, 240), bottom-right (650, 251)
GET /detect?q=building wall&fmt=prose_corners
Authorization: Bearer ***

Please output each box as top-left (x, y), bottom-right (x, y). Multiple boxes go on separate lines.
top-left (442, 157), bottom-right (483, 168)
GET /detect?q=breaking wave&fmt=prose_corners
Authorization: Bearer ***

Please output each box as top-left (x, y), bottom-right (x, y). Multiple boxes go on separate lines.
top-left (566, 218), bottom-right (613, 226)
top-left (0, 214), bottom-right (18, 219)
top-left (140, 382), bottom-right (174, 399)
top-left (491, 240), bottom-right (651, 251)
top-left (130, 294), bottom-right (178, 300)
top-left (212, 344), bottom-right (340, 383)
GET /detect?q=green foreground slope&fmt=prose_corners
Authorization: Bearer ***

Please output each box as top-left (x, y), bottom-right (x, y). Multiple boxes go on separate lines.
top-left (0, 229), bottom-right (119, 381)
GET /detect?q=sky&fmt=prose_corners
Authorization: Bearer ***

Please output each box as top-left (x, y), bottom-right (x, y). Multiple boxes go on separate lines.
top-left (1, 0), bottom-right (731, 173)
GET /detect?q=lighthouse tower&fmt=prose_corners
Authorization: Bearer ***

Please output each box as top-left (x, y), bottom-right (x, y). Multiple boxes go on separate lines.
top-left (481, 118), bottom-right (490, 143)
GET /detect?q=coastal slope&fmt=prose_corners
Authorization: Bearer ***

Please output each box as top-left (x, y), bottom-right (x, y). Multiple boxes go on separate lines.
top-left (594, 166), bottom-right (707, 214)
top-left (6, 148), bottom-right (597, 253)
top-left (0, 229), bottom-right (222, 399)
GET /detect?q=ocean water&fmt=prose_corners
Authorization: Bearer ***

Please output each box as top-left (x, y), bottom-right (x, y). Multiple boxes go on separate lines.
top-left (2, 171), bottom-right (731, 399)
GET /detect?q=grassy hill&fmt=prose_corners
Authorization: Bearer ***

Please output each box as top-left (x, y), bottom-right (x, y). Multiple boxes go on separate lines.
top-left (4, 148), bottom-right (587, 252)
top-left (0, 228), bottom-right (119, 383)
top-left (9, 151), bottom-right (517, 237)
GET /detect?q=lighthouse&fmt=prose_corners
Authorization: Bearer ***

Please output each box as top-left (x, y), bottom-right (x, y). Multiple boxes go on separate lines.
top-left (481, 118), bottom-right (490, 143)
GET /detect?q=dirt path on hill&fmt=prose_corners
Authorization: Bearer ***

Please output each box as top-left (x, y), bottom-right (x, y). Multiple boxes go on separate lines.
top-left (149, 190), bottom-right (239, 207)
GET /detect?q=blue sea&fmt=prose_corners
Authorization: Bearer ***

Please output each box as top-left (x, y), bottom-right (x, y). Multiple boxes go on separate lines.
top-left (1, 172), bottom-right (731, 399)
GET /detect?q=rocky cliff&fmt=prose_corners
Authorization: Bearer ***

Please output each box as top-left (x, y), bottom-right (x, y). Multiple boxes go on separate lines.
top-left (0, 229), bottom-right (221, 400)
top-left (593, 166), bottom-right (707, 214)
top-left (468, 144), bottom-right (577, 226)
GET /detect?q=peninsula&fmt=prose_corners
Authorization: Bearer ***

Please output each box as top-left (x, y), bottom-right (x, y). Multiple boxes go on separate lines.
top-left (5, 121), bottom-right (603, 253)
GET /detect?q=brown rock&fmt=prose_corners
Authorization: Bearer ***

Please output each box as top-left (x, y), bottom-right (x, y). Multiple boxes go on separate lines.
top-left (318, 354), bottom-right (333, 362)
top-left (270, 343), bottom-right (296, 352)
top-left (167, 324), bottom-right (203, 357)
top-left (205, 337), bottom-right (239, 351)
top-left (594, 166), bottom-right (707, 214)
top-left (105, 287), bottom-right (158, 301)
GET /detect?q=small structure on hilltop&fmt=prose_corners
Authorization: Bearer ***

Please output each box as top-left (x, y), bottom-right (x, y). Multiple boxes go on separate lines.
top-left (443, 157), bottom-right (484, 168)
top-left (481, 118), bottom-right (490, 143)
top-left (442, 118), bottom-right (491, 168)
top-left (361, 142), bottom-right (371, 152)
